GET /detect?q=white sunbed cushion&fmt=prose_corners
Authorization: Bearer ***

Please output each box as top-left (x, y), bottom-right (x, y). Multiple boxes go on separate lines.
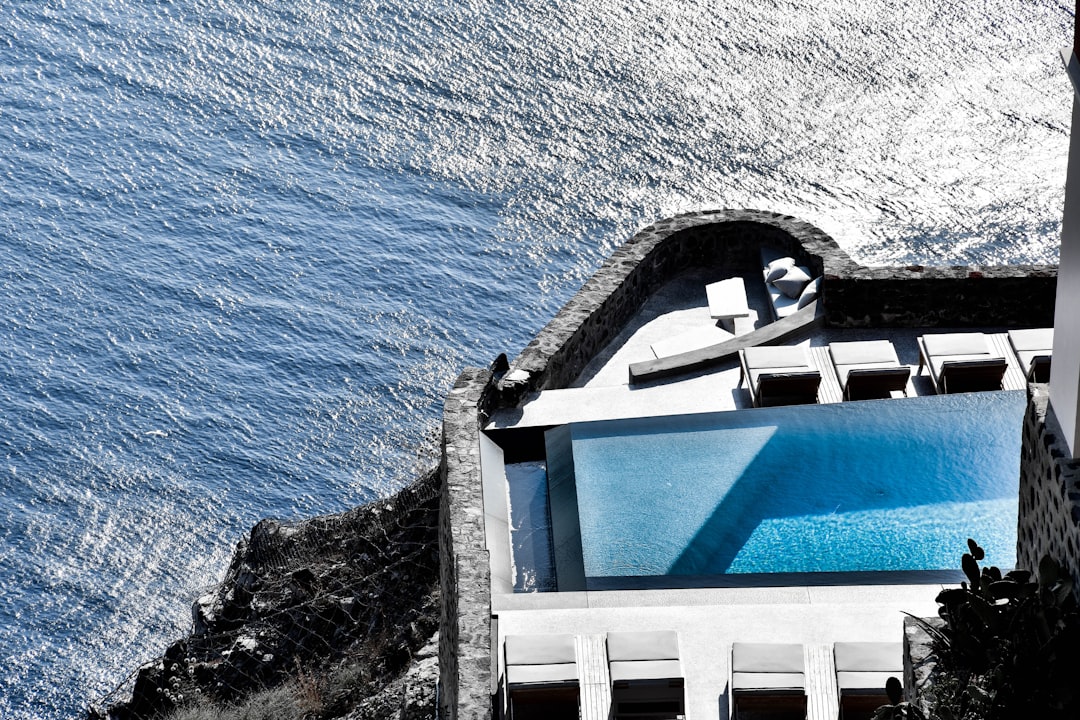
top-left (505, 634), bottom-right (576, 666)
top-left (607, 631), bottom-right (680, 662)
top-left (830, 341), bottom-right (899, 367)
top-left (833, 642), bottom-right (902, 672)
top-left (609, 659), bottom-right (683, 683)
top-left (732, 642), bottom-right (805, 673)
top-left (763, 256), bottom-right (796, 283)
top-left (1008, 328), bottom-right (1053, 352)
top-left (922, 332), bottom-right (990, 357)
top-left (742, 346), bottom-right (812, 372)
top-left (772, 265), bottom-right (812, 299)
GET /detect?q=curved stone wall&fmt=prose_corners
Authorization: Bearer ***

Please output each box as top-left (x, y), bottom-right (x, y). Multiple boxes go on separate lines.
top-left (497, 209), bottom-right (842, 406)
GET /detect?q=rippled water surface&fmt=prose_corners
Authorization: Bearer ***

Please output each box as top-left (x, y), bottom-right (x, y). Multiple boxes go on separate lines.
top-left (0, 0), bottom-right (1072, 716)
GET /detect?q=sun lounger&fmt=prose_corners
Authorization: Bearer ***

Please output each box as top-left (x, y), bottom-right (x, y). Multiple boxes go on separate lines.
top-left (739, 346), bottom-right (821, 408)
top-left (606, 631), bottom-right (685, 719)
top-left (504, 634), bottom-right (579, 720)
top-left (1007, 328), bottom-right (1053, 383)
top-left (916, 332), bottom-right (1007, 394)
top-left (731, 642), bottom-right (807, 719)
top-left (834, 642), bottom-right (903, 720)
top-left (828, 340), bottom-right (910, 401)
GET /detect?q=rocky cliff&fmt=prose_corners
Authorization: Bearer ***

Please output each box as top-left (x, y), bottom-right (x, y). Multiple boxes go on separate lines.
top-left (91, 469), bottom-right (442, 720)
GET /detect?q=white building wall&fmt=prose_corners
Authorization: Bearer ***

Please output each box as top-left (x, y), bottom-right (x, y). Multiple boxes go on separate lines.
top-left (1050, 50), bottom-right (1080, 457)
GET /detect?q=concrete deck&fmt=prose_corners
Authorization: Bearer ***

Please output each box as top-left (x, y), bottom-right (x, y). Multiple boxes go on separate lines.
top-left (496, 585), bottom-right (941, 720)
top-left (487, 270), bottom-right (1027, 719)
top-left (487, 271), bottom-right (1029, 431)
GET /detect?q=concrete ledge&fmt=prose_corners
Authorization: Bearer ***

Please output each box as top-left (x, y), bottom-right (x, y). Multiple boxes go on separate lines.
top-left (628, 300), bottom-right (825, 383)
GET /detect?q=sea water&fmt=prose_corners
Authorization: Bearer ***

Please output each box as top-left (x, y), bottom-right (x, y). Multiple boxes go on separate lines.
top-left (0, 0), bottom-right (1070, 716)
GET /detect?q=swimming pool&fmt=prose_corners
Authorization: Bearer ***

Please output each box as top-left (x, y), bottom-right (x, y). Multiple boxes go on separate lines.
top-left (543, 391), bottom-right (1025, 589)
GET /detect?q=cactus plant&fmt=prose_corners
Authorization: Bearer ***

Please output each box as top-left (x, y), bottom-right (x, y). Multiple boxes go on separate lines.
top-left (878, 540), bottom-right (1080, 719)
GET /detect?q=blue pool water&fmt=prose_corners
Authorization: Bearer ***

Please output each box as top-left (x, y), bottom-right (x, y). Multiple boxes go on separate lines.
top-left (549, 391), bottom-right (1025, 583)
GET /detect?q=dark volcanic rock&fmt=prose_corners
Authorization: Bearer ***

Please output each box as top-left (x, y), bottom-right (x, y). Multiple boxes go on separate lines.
top-left (91, 469), bottom-right (441, 720)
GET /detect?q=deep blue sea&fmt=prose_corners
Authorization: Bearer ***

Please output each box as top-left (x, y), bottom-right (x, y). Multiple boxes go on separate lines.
top-left (0, 0), bottom-right (1071, 716)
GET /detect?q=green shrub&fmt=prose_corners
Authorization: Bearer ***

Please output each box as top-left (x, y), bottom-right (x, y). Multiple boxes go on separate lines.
top-left (882, 539), bottom-right (1080, 720)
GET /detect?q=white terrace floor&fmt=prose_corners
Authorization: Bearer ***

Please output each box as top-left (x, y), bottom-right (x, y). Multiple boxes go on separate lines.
top-left (488, 268), bottom-right (1029, 432)
top-left (486, 269), bottom-right (1027, 720)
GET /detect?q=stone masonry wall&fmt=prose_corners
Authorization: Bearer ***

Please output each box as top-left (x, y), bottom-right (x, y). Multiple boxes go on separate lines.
top-left (823, 268), bottom-right (1056, 329)
top-left (1017, 386), bottom-right (1080, 585)
top-left (439, 367), bottom-right (496, 720)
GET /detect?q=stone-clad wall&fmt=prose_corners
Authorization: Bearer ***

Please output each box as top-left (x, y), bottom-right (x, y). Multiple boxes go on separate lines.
top-left (1017, 387), bottom-right (1080, 584)
top-left (823, 268), bottom-right (1056, 329)
top-left (439, 368), bottom-right (497, 720)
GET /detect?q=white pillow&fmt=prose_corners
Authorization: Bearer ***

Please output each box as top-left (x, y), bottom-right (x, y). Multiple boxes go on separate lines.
top-left (773, 265), bottom-right (812, 299)
top-left (797, 277), bottom-right (821, 309)
top-left (763, 257), bottom-right (796, 283)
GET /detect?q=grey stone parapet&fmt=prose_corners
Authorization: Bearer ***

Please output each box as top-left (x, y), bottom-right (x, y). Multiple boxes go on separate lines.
top-left (439, 367), bottom-right (497, 720)
top-left (1017, 386), bottom-right (1080, 588)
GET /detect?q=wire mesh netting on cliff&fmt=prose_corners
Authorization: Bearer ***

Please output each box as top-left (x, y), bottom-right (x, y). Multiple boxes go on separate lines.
top-left (89, 470), bottom-right (442, 720)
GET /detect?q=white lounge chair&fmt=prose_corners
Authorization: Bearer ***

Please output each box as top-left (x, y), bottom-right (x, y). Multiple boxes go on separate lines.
top-left (1007, 328), bottom-right (1052, 383)
top-left (834, 641), bottom-right (903, 720)
top-left (739, 346), bottom-right (821, 408)
top-left (607, 631), bottom-right (685, 719)
top-left (731, 642), bottom-right (807, 719)
top-left (504, 634), bottom-right (579, 720)
top-left (916, 332), bottom-right (1007, 394)
top-left (828, 340), bottom-right (910, 401)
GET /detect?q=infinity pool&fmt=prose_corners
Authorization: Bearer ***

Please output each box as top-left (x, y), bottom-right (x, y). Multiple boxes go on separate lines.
top-left (542, 391), bottom-right (1025, 589)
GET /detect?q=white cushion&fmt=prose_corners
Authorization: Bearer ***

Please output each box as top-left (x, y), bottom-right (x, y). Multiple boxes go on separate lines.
top-left (607, 631), bottom-right (680, 662)
top-left (609, 659), bottom-right (683, 683)
top-left (830, 341), bottom-right (899, 366)
top-left (764, 256), bottom-right (796, 283)
top-left (772, 265), bottom-right (812, 299)
top-left (834, 642), bottom-right (902, 672)
top-left (742, 346), bottom-right (812, 372)
top-left (922, 332), bottom-right (989, 357)
top-left (506, 634), bottom-right (576, 665)
top-left (732, 643), bottom-right (805, 673)
top-left (1008, 328), bottom-right (1053, 352)
top-left (796, 277), bottom-right (821, 309)
top-left (767, 282), bottom-right (801, 319)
